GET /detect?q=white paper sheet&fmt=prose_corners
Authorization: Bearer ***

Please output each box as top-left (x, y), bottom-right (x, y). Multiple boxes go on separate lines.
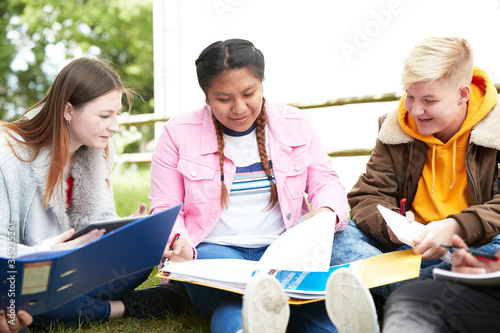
top-left (257, 211), bottom-right (336, 272)
top-left (377, 205), bottom-right (424, 246)
top-left (377, 205), bottom-right (451, 262)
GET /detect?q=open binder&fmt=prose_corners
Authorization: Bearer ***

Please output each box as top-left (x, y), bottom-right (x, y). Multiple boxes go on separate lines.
top-left (159, 210), bottom-right (422, 305)
top-left (159, 249), bottom-right (422, 305)
top-left (1, 204), bottom-right (181, 315)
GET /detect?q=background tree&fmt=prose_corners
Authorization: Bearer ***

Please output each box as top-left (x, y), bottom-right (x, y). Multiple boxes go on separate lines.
top-left (0, 0), bottom-right (153, 153)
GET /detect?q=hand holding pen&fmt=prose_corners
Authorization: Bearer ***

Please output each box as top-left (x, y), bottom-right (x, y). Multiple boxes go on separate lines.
top-left (442, 235), bottom-right (500, 275)
top-left (439, 244), bottom-right (499, 262)
top-left (164, 233), bottom-right (181, 264)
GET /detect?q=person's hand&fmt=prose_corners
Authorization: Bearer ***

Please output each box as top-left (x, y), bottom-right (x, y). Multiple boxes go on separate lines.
top-left (0, 310), bottom-right (33, 333)
top-left (412, 218), bottom-right (465, 261)
top-left (163, 238), bottom-right (194, 262)
top-left (40, 228), bottom-right (105, 252)
top-left (131, 203), bottom-right (148, 217)
top-left (451, 235), bottom-right (500, 274)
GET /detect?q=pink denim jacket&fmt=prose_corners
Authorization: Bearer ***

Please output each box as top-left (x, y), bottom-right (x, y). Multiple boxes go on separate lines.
top-left (149, 102), bottom-right (349, 249)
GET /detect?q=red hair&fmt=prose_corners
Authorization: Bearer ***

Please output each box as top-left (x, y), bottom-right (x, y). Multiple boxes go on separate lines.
top-left (1, 58), bottom-right (133, 208)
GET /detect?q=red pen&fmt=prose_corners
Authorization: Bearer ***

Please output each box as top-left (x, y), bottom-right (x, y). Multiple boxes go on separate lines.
top-left (164, 233), bottom-right (180, 263)
top-left (400, 198), bottom-right (407, 216)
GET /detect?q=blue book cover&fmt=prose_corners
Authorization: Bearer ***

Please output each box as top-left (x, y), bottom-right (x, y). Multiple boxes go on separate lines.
top-left (276, 264), bottom-right (351, 296)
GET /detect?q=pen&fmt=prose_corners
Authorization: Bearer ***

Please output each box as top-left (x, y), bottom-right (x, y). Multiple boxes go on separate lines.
top-left (400, 198), bottom-right (406, 216)
top-left (164, 233), bottom-right (180, 263)
top-left (439, 244), bottom-right (499, 262)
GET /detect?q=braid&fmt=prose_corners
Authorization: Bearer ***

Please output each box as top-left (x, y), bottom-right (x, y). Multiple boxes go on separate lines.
top-left (255, 99), bottom-right (278, 210)
top-left (212, 112), bottom-right (229, 209)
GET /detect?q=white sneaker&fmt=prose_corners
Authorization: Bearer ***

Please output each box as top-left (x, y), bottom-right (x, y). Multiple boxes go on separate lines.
top-left (242, 274), bottom-right (290, 333)
top-left (325, 268), bottom-right (379, 333)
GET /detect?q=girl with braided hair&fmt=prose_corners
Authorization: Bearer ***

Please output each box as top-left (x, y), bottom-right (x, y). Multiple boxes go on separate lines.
top-left (150, 39), bottom-right (349, 332)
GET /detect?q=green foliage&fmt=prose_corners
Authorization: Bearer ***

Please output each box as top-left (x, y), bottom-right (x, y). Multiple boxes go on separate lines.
top-left (111, 163), bottom-right (151, 216)
top-left (1, 0), bottom-right (154, 152)
top-left (0, 1), bottom-right (28, 120)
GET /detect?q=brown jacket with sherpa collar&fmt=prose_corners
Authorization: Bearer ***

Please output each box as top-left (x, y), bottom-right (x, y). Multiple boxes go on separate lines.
top-left (348, 100), bottom-right (500, 248)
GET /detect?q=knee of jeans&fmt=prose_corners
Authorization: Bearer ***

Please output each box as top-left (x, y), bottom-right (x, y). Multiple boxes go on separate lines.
top-left (474, 235), bottom-right (500, 254)
top-left (491, 234), bottom-right (500, 245)
top-left (339, 219), bottom-right (366, 238)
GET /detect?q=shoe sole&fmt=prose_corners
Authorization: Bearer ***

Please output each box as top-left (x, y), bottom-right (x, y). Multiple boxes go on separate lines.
top-left (242, 274), bottom-right (290, 333)
top-left (325, 268), bottom-right (379, 333)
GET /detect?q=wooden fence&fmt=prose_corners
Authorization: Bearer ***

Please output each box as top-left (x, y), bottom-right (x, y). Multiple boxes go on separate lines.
top-left (116, 83), bottom-right (500, 164)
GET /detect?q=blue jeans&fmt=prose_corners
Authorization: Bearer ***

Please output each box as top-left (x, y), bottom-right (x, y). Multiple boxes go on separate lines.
top-left (184, 243), bottom-right (337, 333)
top-left (32, 268), bottom-right (151, 326)
top-left (330, 220), bottom-right (500, 297)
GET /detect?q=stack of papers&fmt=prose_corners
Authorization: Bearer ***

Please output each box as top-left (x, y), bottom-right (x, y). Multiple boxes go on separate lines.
top-left (159, 211), bottom-right (422, 304)
top-left (161, 250), bottom-right (421, 304)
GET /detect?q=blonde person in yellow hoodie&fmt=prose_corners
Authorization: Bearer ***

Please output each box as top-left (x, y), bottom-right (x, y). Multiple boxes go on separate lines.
top-left (323, 37), bottom-right (500, 332)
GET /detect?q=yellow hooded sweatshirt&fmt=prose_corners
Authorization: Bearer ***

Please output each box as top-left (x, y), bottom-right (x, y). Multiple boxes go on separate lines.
top-left (397, 67), bottom-right (497, 224)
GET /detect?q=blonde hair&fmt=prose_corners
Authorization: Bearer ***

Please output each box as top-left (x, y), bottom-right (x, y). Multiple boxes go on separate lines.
top-left (402, 37), bottom-right (474, 90)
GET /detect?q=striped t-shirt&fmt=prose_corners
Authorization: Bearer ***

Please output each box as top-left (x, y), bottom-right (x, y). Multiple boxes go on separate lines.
top-left (203, 123), bottom-right (285, 248)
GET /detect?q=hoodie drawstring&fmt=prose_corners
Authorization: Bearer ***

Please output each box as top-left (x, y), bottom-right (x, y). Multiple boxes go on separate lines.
top-left (431, 144), bottom-right (436, 194)
top-left (450, 141), bottom-right (457, 189)
top-left (431, 141), bottom-right (457, 193)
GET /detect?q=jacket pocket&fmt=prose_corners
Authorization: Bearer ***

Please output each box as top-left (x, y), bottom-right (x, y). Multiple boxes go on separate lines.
top-left (284, 150), bottom-right (312, 199)
top-left (177, 159), bottom-right (217, 204)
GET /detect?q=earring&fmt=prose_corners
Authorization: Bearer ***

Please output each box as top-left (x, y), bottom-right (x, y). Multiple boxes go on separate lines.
top-left (66, 119), bottom-right (71, 126)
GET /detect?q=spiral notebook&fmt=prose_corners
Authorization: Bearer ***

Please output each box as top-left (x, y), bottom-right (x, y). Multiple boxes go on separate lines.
top-left (433, 268), bottom-right (500, 286)
top-left (377, 205), bottom-right (451, 262)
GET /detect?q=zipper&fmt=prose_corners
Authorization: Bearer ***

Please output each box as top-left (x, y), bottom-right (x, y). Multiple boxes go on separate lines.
top-left (465, 146), bottom-right (479, 204)
top-left (402, 142), bottom-right (411, 200)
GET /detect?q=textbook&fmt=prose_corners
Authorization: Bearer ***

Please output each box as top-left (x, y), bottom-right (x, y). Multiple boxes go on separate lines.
top-left (159, 211), bottom-right (422, 304)
top-left (433, 268), bottom-right (500, 287)
top-left (0, 204), bottom-right (181, 315)
top-left (377, 205), bottom-right (452, 262)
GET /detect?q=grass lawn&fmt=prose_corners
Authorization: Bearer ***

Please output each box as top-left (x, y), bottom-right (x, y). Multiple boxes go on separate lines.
top-left (28, 164), bottom-right (210, 332)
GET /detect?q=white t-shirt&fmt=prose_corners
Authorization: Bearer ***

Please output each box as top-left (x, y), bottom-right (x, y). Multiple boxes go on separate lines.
top-left (203, 124), bottom-right (285, 248)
